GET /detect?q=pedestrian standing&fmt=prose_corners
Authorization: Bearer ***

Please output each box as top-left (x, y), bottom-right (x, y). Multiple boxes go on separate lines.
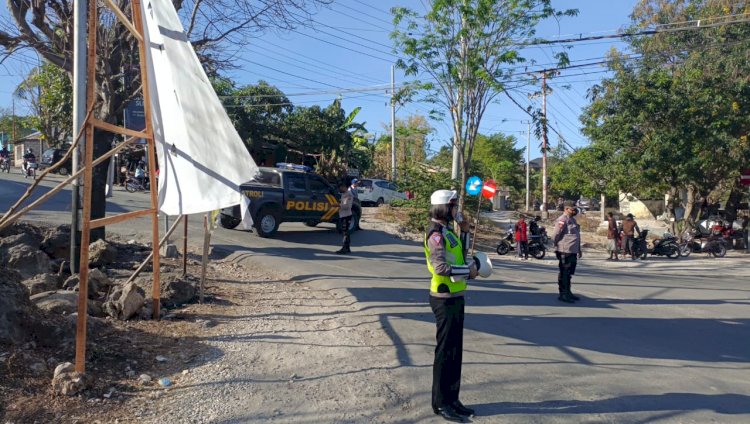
top-left (621, 213), bottom-right (640, 260)
top-left (349, 178), bottom-right (359, 201)
top-left (424, 189), bottom-right (478, 422)
top-left (336, 182), bottom-right (353, 254)
top-left (552, 200), bottom-right (582, 303)
top-left (515, 216), bottom-right (529, 260)
top-left (606, 212), bottom-right (619, 260)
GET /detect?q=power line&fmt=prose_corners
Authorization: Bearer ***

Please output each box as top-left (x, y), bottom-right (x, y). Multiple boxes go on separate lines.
top-left (288, 28), bottom-right (395, 63)
top-left (261, 39), bottom-right (385, 83)
top-left (234, 56), bottom-right (343, 89)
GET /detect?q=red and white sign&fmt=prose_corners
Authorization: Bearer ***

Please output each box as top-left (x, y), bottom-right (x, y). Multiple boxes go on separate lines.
top-left (482, 179), bottom-right (498, 200)
top-left (742, 169), bottom-right (750, 186)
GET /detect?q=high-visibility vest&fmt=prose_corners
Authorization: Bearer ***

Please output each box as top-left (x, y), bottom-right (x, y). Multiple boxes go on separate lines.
top-left (424, 226), bottom-right (467, 294)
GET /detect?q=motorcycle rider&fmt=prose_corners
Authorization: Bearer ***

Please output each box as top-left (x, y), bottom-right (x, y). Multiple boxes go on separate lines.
top-left (621, 213), bottom-right (640, 260)
top-left (22, 148), bottom-right (36, 175)
top-left (529, 216), bottom-right (542, 236)
top-left (0, 146), bottom-right (9, 169)
top-left (134, 160), bottom-right (146, 188)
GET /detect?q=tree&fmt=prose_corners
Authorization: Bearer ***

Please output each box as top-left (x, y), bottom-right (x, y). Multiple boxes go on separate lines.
top-left (214, 78), bottom-right (292, 159)
top-left (471, 132), bottom-right (524, 191)
top-left (14, 62), bottom-right (73, 147)
top-left (581, 0), bottom-right (750, 224)
top-left (371, 114), bottom-right (432, 178)
top-left (0, 108), bottom-right (35, 144)
top-left (392, 0), bottom-right (576, 209)
top-left (0, 0), bottom-right (327, 239)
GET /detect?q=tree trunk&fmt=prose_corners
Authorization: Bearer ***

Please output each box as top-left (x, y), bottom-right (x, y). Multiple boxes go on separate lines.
top-left (90, 129), bottom-right (115, 242)
top-left (724, 176), bottom-right (744, 224)
top-left (667, 186), bottom-right (678, 234)
top-left (682, 184), bottom-right (697, 227)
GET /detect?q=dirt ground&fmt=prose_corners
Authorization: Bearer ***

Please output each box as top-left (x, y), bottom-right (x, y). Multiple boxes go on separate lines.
top-left (0, 254), bottom-right (290, 424)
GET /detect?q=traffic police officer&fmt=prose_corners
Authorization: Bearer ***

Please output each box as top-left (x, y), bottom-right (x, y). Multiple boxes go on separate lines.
top-left (424, 189), bottom-right (477, 421)
top-left (552, 200), bottom-right (582, 303)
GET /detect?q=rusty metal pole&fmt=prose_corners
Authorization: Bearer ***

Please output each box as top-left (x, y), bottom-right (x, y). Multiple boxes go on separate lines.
top-left (132, 0), bottom-right (162, 320)
top-left (74, 0), bottom-right (99, 374)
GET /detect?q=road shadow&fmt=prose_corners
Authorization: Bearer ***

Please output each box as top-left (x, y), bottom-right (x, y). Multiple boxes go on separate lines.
top-left (210, 228), bottom-right (423, 265)
top-left (341, 285), bottom-right (750, 364)
top-left (474, 393), bottom-right (750, 416)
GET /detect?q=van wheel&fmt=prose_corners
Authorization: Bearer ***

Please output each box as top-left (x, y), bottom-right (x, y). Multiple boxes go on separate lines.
top-left (58, 166), bottom-right (69, 176)
top-left (255, 208), bottom-right (280, 238)
top-left (377, 197), bottom-right (384, 206)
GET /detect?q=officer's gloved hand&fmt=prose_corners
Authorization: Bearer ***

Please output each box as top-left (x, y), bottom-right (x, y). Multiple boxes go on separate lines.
top-left (468, 262), bottom-right (479, 280)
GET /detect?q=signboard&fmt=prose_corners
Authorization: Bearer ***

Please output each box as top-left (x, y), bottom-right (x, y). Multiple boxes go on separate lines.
top-left (482, 179), bottom-right (497, 200)
top-left (124, 98), bottom-right (148, 145)
top-left (741, 169), bottom-right (750, 186)
top-left (466, 176), bottom-right (483, 196)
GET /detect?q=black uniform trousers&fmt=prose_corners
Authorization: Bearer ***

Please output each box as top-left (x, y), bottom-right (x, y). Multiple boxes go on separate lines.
top-left (556, 252), bottom-right (577, 295)
top-left (340, 216), bottom-right (351, 249)
top-left (430, 295), bottom-right (465, 410)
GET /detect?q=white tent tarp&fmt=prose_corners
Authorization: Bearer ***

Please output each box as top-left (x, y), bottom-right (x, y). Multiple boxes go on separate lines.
top-left (140, 0), bottom-right (257, 215)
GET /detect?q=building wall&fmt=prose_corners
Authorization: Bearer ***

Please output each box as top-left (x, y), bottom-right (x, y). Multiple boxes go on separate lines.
top-left (13, 140), bottom-right (48, 167)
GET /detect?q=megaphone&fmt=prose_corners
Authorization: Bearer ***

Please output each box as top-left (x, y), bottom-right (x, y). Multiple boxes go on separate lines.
top-left (472, 251), bottom-right (493, 278)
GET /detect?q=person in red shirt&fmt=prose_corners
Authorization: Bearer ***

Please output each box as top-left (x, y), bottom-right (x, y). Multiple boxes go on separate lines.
top-left (515, 216), bottom-right (529, 260)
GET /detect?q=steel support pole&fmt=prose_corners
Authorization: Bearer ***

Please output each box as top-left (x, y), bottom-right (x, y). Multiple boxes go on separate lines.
top-left (71, 0), bottom-right (88, 274)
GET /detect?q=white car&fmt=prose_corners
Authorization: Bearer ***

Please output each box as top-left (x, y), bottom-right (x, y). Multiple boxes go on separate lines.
top-left (357, 179), bottom-right (408, 206)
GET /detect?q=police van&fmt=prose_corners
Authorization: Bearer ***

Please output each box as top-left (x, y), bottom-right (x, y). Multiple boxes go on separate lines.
top-left (219, 163), bottom-right (361, 238)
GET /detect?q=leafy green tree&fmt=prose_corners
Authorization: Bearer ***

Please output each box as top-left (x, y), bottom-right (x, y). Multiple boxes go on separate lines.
top-left (371, 114), bottom-right (432, 178)
top-left (581, 0), bottom-right (750, 223)
top-left (471, 133), bottom-right (524, 191)
top-left (392, 0), bottom-right (576, 209)
top-left (215, 78), bottom-right (292, 159)
top-left (14, 63), bottom-right (73, 147)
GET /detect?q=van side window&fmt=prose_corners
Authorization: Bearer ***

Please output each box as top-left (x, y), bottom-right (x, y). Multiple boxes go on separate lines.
top-left (308, 176), bottom-right (331, 194)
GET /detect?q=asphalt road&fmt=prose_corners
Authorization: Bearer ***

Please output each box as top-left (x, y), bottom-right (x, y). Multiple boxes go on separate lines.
top-left (2, 171), bottom-right (750, 423)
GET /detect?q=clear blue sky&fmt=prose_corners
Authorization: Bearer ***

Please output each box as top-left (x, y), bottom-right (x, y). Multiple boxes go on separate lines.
top-left (0, 0), bottom-right (638, 158)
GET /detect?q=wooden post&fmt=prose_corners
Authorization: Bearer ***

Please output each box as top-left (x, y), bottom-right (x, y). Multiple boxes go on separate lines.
top-left (132, 0), bottom-right (161, 320)
top-left (182, 215), bottom-right (188, 276)
top-left (200, 213), bottom-right (211, 303)
top-left (470, 196), bottom-right (482, 256)
top-left (74, 0), bottom-right (99, 374)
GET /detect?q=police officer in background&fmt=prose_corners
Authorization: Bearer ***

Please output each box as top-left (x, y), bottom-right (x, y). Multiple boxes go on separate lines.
top-left (336, 181), bottom-right (354, 254)
top-left (424, 189), bottom-right (478, 422)
top-left (552, 200), bottom-right (582, 303)
top-left (349, 178), bottom-right (359, 201)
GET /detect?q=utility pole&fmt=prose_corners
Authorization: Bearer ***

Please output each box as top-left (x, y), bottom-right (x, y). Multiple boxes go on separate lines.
top-left (390, 65), bottom-right (396, 181)
top-left (525, 121), bottom-right (531, 212)
top-left (71, 0), bottom-right (87, 273)
top-left (12, 98), bottom-right (16, 140)
top-left (541, 72), bottom-right (549, 218)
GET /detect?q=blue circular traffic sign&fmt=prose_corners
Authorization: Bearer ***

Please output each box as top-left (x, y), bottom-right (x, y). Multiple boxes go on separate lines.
top-left (465, 176), bottom-right (483, 196)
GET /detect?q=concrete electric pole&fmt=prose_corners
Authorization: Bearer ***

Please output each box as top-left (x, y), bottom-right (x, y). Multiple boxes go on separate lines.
top-left (525, 121), bottom-right (531, 212)
top-left (541, 72), bottom-right (549, 218)
top-left (390, 65), bottom-right (397, 181)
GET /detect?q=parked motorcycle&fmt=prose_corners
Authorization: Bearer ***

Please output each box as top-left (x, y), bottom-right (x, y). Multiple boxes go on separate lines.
top-left (527, 235), bottom-right (547, 259)
top-left (124, 175), bottom-right (150, 192)
top-left (496, 229), bottom-right (515, 255)
top-left (632, 230), bottom-right (680, 259)
top-left (681, 229), bottom-right (727, 258)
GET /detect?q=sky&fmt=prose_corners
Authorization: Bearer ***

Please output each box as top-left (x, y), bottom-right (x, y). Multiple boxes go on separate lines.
top-left (0, 0), bottom-right (638, 157)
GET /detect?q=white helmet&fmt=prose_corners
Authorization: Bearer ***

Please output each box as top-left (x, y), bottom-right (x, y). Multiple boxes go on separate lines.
top-left (430, 189), bottom-right (457, 205)
top-left (473, 252), bottom-right (493, 278)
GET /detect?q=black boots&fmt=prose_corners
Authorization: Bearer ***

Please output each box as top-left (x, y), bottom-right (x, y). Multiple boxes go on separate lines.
top-left (335, 247), bottom-right (351, 255)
